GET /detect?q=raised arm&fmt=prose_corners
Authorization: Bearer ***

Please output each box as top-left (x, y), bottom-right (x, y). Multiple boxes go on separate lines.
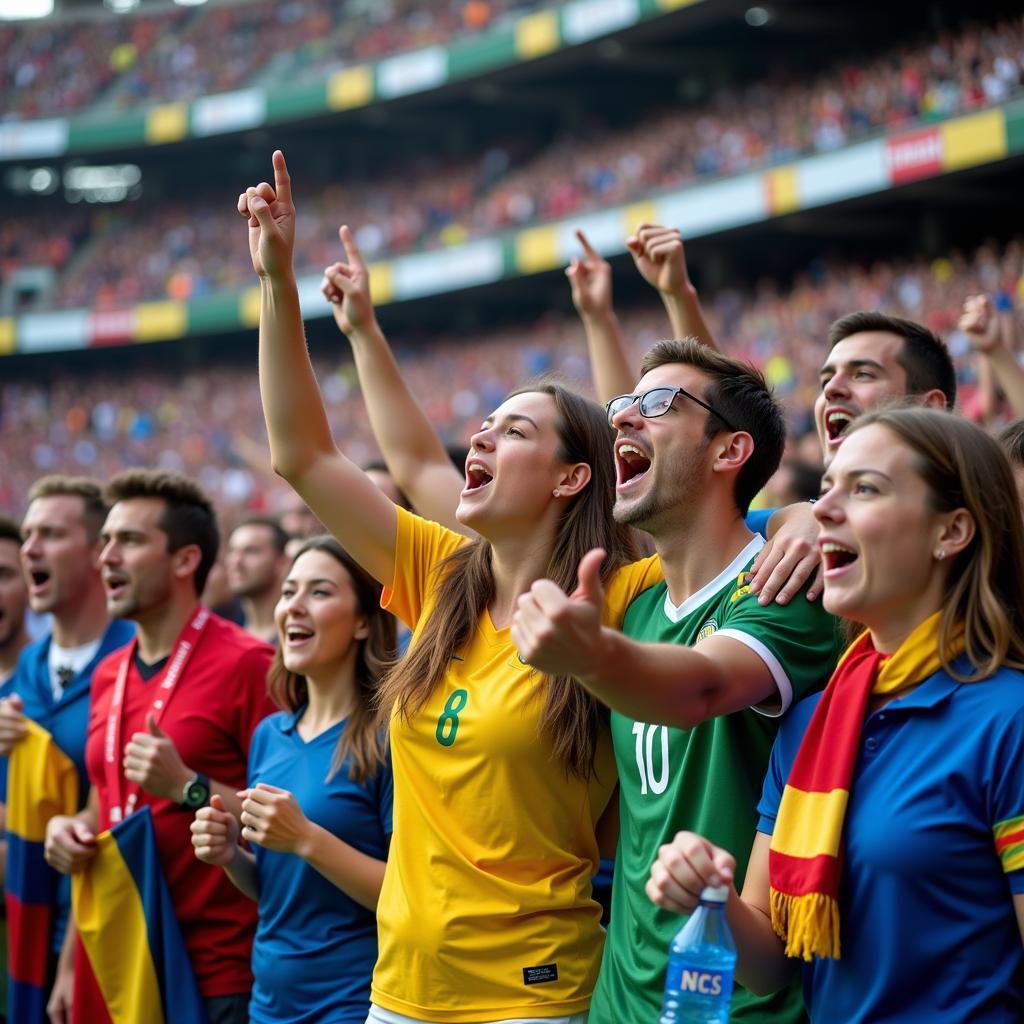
top-left (626, 223), bottom-right (717, 350)
top-left (242, 151), bottom-right (396, 586)
top-left (567, 228), bottom-right (635, 403)
top-left (321, 226), bottom-right (467, 534)
top-left (960, 294), bottom-right (1024, 420)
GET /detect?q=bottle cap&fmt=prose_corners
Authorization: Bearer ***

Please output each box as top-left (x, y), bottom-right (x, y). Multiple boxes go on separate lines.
top-left (700, 884), bottom-right (729, 902)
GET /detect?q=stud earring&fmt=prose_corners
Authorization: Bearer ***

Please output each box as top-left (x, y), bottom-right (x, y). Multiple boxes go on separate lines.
top-left (553, 489), bottom-right (561, 497)
top-left (935, 549), bottom-right (946, 560)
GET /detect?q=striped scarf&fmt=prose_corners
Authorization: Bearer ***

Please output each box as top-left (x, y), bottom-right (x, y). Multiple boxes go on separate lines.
top-left (768, 611), bottom-right (960, 960)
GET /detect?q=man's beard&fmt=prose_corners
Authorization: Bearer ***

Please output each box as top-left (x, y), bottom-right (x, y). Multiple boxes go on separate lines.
top-left (613, 438), bottom-right (708, 536)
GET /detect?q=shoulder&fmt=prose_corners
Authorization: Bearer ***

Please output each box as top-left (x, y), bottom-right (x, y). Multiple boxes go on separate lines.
top-left (202, 614), bottom-right (275, 665)
top-left (105, 619), bottom-right (136, 643)
top-left (772, 691), bottom-right (822, 760)
top-left (103, 619), bottom-right (136, 649)
top-left (251, 711), bottom-right (288, 745)
top-left (91, 644), bottom-right (127, 689)
top-left (951, 665), bottom-right (1024, 732)
top-left (397, 505), bottom-right (468, 559)
top-left (605, 555), bottom-right (664, 619)
top-left (13, 634), bottom-right (49, 677)
top-left (6, 636), bottom-right (47, 697)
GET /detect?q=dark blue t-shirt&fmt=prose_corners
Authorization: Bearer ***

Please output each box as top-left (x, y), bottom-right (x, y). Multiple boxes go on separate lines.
top-left (247, 708), bottom-right (393, 1024)
top-left (758, 665), bottom-right (1024, 1023)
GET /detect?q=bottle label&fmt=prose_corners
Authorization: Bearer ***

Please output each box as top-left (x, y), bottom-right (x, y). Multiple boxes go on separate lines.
top-left (665, 963), bottom-right (734, 998)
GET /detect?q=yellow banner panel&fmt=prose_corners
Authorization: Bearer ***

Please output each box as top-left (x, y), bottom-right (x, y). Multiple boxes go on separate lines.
top-left (515, 225), bottom-right (559, 274)
top-left (327, 65), bottom-right (374, 110)
top-left (145, 103), bottom-right (188, 145)
top-left (368, 261), bottom-right (394, 305)
top-left (765, 165), bottom-right (800, 215)
top-left (622, 201), bottom-right (657, 236)
top-left (135, 302), bottom-right (187, 343)
top-left (0, 318), bottom-right (14, 356)
top-left (240, 287), bottom-right (261, 328)
top-left (941, 109), bottom-right (1007, 171)
top-left (516, 10), bottom-right (559, 60)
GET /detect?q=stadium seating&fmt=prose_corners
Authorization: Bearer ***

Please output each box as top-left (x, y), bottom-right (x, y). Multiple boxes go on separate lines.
top-left (2, 237), bottom-right (1019, 519)
top-left (6, 14), bottom-right (1020, 314)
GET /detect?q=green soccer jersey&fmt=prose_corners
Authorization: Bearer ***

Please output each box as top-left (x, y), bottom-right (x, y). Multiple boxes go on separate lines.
top-left (590, 535), bottom-right (841, 1024)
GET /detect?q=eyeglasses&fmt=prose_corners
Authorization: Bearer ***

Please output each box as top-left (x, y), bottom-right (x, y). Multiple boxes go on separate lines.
top-left (605, 386), bottom-right (739, 432)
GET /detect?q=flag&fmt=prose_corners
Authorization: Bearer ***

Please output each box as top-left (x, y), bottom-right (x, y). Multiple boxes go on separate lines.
top-left (5, 719), bottom-right (78, 1023)
top-left (72, 807), bottom-right (208, 1024)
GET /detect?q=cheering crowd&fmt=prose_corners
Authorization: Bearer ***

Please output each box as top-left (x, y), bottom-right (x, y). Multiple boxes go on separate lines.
top-left (0, 146), bottom-right (1022, 1024)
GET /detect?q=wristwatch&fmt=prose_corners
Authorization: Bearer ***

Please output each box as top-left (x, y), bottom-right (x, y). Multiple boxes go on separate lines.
top-left (180, 772), bottom-right (211, 810)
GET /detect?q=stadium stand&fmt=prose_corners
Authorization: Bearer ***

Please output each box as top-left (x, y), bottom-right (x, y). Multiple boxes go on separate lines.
top-left (0, 0), bottom-right (1022, 527)
top-left (5, 13), bottom-right (1022, 311)
top-left (2, 236), bottom-right (1020, 519)
top-left (1, 0), bottom-right (543, 120)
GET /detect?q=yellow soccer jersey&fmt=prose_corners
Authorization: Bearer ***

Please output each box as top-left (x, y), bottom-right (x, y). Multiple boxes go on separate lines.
top-left (371, 508), bottom-right (662, 1022)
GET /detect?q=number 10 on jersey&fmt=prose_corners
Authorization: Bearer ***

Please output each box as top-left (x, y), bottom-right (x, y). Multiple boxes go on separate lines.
top-left (632, 721), bottom-right (669, 795)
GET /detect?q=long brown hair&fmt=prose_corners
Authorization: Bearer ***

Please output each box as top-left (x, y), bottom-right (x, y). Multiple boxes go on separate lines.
top-left (376, 380), bottom-right (639, 778)
top-left (849, 407), bottom-right (1024, 680)
top-left (267, 535), bottom-right (397, 782)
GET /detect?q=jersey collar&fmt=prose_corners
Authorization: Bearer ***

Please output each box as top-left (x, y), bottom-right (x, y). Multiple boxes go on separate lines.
top-left (662, 534), bottom-right (766, 623)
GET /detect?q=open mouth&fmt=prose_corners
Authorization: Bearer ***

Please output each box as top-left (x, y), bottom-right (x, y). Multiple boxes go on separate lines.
top-left (821, 542), bottom-right (858, 572)
top-left (616, 442), bottom-right (652, 488)
top-left (28, 569), bottom-right (51, 593)
top-left (825, 410), bottom-right (854, 442)
top-left (464, 461), bottom-right (494, 492)
top-left (285, 626), bottom-right (314, 644)
top-left (104, 575), bottom-right (128, 599)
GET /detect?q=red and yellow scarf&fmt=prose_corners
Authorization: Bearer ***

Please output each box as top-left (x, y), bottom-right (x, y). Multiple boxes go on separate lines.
top-left (768, 611), bottom-right (961, 960)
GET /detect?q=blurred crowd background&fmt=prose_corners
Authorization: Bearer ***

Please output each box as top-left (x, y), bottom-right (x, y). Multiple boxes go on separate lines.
top-left (1, 0), bottom-right (1023, 528)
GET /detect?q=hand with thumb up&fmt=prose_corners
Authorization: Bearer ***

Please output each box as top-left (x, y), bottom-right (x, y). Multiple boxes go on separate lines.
top-left (510, 547), bottom-right (608, 679)
top-left (123, 712), bottom-right (192, 803)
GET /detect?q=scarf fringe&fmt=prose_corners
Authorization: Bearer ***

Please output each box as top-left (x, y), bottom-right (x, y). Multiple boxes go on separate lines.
top-left (770, 889), bottom-right (841, 962)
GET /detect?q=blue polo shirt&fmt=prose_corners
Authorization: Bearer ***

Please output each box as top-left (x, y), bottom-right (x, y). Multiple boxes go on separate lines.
top-left (758, 662), bottom-right (1024, 1023)
top-left (247, 708), bottom-right (393, 1024)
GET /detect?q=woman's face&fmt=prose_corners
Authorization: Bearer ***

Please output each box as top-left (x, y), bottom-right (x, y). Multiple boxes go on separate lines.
top-left (457, 391), bottom-right (589, 535)
top-left (275, 549), bottom-right (368, 678)
top-left (814, 423), bottom-right (958, 645)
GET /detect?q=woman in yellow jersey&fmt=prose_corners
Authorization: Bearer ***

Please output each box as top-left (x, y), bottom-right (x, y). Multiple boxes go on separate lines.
top-left (240, 152), bottom-right (663, 1024)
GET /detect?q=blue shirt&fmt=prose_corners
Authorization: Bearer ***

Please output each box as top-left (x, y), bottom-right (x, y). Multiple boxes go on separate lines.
top-left (1, 619), bottom-right (135, 950)
top-left (247, 708), bottom-right (393, 1024)
top-left (758, 664), bottom-right (1024, 1023)
top-left (744, 507), bottom-right (773, 538)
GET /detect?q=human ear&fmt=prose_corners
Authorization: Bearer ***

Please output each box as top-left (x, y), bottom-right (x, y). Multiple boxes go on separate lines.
top-left (173, 543), bottom-right (203, 582)
top-left (555, 462), bottom-right (592, 498)
top-left (934, 508), bottom-right (974, 560)
top-left (711, 431), bottom-right (755, 476)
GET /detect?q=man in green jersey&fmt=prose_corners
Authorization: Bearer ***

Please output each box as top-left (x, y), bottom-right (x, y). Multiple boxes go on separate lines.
top-left (512, 338), bottom-right (842, 1023)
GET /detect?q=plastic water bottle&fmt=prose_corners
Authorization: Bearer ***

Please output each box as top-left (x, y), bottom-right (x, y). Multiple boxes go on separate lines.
top-left (658, 884), bottom-right (736, 1023)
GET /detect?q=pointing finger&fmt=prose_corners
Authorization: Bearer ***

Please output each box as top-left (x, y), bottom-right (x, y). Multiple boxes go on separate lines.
top-left (574, 228), bottom-right (599, 260)
top-left (272, 150), bottom-right (292, 206)
top-left (338, 225), bottom-right (366, 272)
